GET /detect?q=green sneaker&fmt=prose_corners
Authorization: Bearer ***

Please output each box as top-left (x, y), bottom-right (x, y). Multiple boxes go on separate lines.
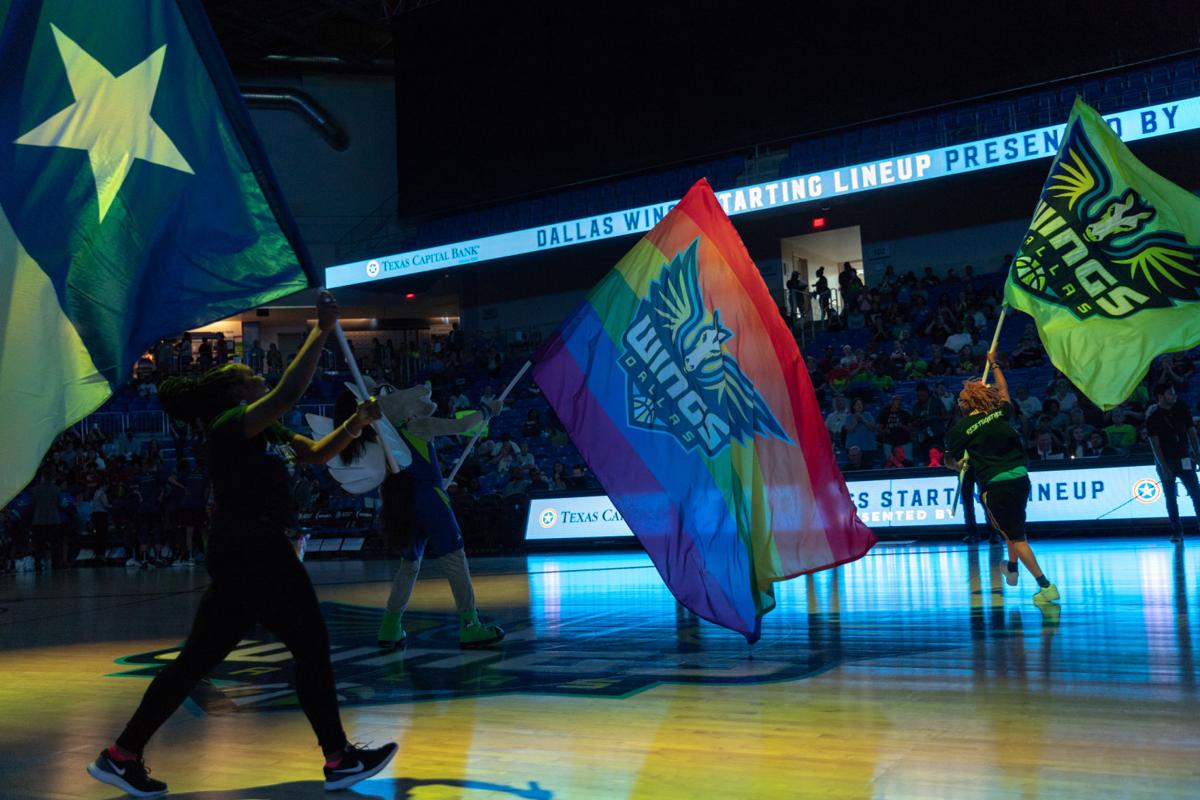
top-left (377, 611), bottom-right (406, 650)
top-left (459, 609), bottom-right (504, 648)
top-left (1032, 583), bottom-right (1060, 604)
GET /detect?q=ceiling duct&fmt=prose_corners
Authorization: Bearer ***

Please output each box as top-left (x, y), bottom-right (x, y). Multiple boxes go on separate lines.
top-left (240, 87), bottom-right (349, 151)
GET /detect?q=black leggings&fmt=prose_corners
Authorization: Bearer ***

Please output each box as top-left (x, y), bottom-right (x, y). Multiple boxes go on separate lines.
top-left (1158, 459), bottom-right (1200, 532)
top-left (117, 534), bottom-right (346, 756)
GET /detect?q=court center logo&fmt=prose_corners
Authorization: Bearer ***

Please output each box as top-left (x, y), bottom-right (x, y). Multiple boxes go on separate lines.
top-left (1133, 477), bottom-right (1161, 503)
top-left (1010, 116), bottom-right (1200, 320)
top-left (109, 601), bottom-right (968, 712)
top-left (618, 238), bottom-right (790, 456)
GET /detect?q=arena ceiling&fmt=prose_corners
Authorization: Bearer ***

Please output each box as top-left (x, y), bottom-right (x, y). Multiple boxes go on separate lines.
top-left (201, 0), bottom-right (418, 75)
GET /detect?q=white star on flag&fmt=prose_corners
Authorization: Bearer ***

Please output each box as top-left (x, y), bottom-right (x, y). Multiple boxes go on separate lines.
top-left (14, 24), bottom-right (194, 223)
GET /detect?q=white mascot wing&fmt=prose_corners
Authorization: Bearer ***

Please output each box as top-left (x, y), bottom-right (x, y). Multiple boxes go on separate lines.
top-left (305, 413), bottom-right (389, 494)
top-left (343, 381), bottom-right (413, 470)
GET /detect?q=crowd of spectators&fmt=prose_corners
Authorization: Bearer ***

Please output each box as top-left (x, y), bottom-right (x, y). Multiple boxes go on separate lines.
top-left (0, 324), bottom-right (601, 572)
top-left (7, 257), bottom-right (1200, 572)
top-left (797, 260), bottom-right (1194, 472)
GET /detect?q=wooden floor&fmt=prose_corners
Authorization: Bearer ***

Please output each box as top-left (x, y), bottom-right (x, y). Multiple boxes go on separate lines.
top-left (2, 537), bottom-right (1198, 799)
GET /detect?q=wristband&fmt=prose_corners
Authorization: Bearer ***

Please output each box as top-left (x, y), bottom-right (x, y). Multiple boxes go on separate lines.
top-left (344, 422), bottom-right (362, 438)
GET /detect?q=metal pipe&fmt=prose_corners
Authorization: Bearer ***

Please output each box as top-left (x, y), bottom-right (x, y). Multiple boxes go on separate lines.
top-left (240, 87), bottom-right (349, 151)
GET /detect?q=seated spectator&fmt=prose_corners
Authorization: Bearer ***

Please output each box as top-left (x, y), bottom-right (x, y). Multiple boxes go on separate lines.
top-left (1065, 425), bottom-right (1092, 458)
top-left (502, 467), bottom-right (531, 496)
top-left (883, 445), bottom-right (913, 469)
top-left (840, 445), bottom-right (866, 471)
top-left (566, 465), bottom-right (589, 490)
top-left (1041, 398), bottom-right (1070, 435)
top-left (1010, 323), bottom-right (1045, 367)
top-left (944, 324), bottom-right (974, 355)
top-left (480, 383), bottom-right (498, 407)
top-left (886, 342), bottom-right (909, 377)
top-left (515, 442), bottom-right (537, 469)
top-left (837, 345), bottom-right (857, 370)
top-left (476, 436), bottom-right (501, 460)
top-left (925, 445), bottom-right (945, 467)
top-left (1050, 379), bottom-right (1079, 412)
top-left (1103, 407), bottom-right (1138, 452)
top-left (527, 468), bottom-right (550, 493)
top-left (825, 395), bottom-right (851, 443)
top-left (1028, 431), bottom-right (1066, 460)
top-left (1083, 430), bottom-right (1115, 457)
top-left (1067, 407), bottom-right (1096, 439)
top-left (853, 357), bottom-right (894, 396)
top-left (1013, 383), bottom-right (1042, 419)
top-left (921, 306), bottom-right (954, 342)
top-left (448, 389), bottom-right (471, 414)
top-left (910, 382), bottom-right (946, 453)
top-left (905, 350), bottom-right (929, 379)
top-left (1129, 426), bottom-right (1153, 456)
top-left (806, 357), bottom-right (830, 402)
top-left (957, 345), bottom-right (978, 375)
top-left (926, 381), bottom-right (950, 415)
top-left (842, 399), bottom-right (878, 463)
top-left (924, 345), bottom-right (952, 377)
top-left (1156, 352), bottom-right (1195, 391)
top-left (816, 346), bottom-right (836, 374)
top-left (869, 313), bottom-right (889, 343)
top-left (522, 409), bottom-right (543, 438)
top-left (549, 461), bottom-right (568, 491)
top-left (879, 395), bottom-right (914, 461)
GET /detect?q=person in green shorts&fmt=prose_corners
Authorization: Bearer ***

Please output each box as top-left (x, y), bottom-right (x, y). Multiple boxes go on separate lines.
top-left (945, 350), bottom-right (1059, 605)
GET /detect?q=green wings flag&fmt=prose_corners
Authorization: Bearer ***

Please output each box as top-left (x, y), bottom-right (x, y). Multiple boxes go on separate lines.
top-left (0, 0), bottom-right (317, 507)
top-left (1004, 98), bottom-right (1200, 410)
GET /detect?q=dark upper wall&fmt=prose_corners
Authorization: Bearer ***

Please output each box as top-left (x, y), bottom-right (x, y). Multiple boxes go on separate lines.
top-left (394, 0), bottom-right (1200, 215)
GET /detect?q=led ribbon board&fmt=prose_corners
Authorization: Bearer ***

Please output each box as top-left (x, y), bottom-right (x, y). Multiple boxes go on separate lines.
top-left (328, 97), bottom-right (1200, 288)
top-left (526, 462), bottom-right (1191, 540)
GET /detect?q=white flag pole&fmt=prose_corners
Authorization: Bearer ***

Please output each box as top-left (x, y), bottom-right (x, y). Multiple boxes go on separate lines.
top-left (446, 360), bottom-right (532, 486)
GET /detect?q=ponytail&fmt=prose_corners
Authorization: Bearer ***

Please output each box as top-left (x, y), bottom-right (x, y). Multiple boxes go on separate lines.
top-left (159, 364), bottom-right (248, 425)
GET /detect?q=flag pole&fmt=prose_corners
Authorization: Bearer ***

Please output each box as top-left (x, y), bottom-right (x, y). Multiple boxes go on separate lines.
top-left (331, 321), bottom-right (401, 474)
top-left (951, 304), bottom-right (1009, 516)
top-left (446, 360), bottom-right (532, 486)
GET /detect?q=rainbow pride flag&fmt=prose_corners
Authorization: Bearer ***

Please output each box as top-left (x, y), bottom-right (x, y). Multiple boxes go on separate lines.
top-left (533, 179), bottom-right (876, 641)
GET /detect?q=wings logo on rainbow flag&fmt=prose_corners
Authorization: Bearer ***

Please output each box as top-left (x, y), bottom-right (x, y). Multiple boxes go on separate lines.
top-left (533, 179), bottom-right (876, 642)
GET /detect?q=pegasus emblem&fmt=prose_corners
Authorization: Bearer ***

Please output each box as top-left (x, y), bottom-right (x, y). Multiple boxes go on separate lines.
top-left (620, 238), bottom-right (792, 456)
top-left (1085, 191), bottom-right (1153, 242)
top-left (683, 321), bottom-right (731, 372)
top-left (1011, 115), bottom-right (1200, 319)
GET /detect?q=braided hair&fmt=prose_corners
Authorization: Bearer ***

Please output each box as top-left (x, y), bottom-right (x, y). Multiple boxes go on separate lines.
top-left (158, 363), bottom-right (251, 425)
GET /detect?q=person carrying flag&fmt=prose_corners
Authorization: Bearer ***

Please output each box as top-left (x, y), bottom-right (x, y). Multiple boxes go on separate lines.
top-left (332, 386), bottom-right (506, 650)
top-left (88, 293), bottom-right (398, 797)
top-left (945, 351), bottom-right (1059, 605)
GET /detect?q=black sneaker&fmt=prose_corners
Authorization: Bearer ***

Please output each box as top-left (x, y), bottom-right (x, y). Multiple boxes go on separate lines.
top-left (324, 741), bottom-right (398, 791)
top-left (87, 748), bottom-right (167, 797)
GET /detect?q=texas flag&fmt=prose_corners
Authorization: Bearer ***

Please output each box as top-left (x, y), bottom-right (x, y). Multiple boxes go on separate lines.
top-left (0, 0), bottom-right (316, 506)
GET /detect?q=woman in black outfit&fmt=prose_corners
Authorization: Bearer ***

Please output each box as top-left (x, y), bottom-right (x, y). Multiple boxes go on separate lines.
top-left (87, 293), bottom-right (397, 797)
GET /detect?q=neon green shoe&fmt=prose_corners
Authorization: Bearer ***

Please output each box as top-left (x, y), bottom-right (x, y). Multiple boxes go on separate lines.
top-left (377, 611), bottom-right (406, 650)
top-left (459, 609), bottom-right (504, 648)
top-left (1032, 583), bottom-right (1060, 604)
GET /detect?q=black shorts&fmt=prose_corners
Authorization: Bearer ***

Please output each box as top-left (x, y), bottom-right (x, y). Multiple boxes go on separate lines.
top-left (980, 475), bottom-right (1031, 542)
